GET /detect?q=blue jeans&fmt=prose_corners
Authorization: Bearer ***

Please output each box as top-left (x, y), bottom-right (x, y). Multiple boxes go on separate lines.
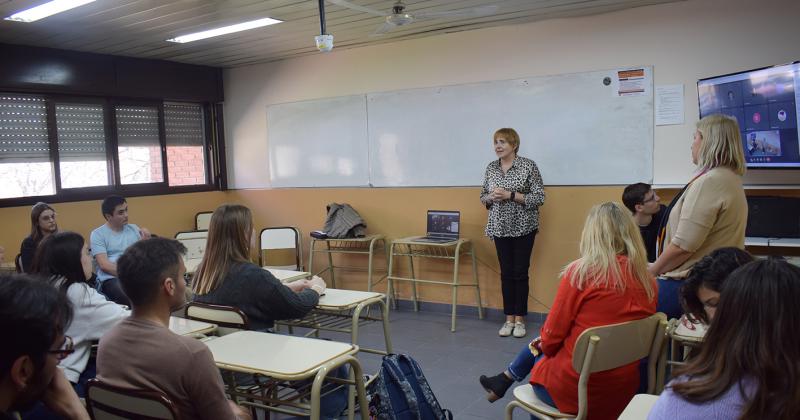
top-left (507, 344), bottom-right (540, 382)
top-left (530, 384), bottom-right (557, 419)
top-left (657, 277), bottom-right (683, 320)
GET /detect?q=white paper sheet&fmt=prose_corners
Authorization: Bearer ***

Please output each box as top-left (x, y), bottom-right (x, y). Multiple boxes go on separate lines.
top-left (655, 84), bottom-right (685, 125)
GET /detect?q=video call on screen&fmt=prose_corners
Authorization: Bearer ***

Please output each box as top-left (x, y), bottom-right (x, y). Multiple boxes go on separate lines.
top-left (698, 62), bottom-right (800, 168)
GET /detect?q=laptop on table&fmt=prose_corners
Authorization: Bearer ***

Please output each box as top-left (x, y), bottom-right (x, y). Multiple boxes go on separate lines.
top-left (413, 210), bottom-right (460, 243)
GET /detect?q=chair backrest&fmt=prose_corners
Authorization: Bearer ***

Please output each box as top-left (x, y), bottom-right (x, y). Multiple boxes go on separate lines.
top-left (174, 230), bottom-right (208, 261)
top-left (86, 378), bottom-right (179, 420)
top-left (259, 226), bottom-right (302, 271)
top-left (571, 312), bottom-right (668, 420)
top-left (14, 253), bottom-right (23, 273)
top-left (195, 211), bottom-right (213, 230)
top-left (185, 301), bottom-right (249, 336)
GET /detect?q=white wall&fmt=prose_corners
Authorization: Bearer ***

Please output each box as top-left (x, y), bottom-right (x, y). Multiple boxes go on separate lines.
top-left (224, 0), bottom-right (800, 188)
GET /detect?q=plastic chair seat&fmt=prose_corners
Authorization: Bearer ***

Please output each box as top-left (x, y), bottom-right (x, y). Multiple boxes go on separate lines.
top-left (512, 385), bottom-right (575, 419)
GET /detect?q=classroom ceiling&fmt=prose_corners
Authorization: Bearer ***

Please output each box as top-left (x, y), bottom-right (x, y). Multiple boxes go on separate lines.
top-left (0, 0), bottom-right (681, 68)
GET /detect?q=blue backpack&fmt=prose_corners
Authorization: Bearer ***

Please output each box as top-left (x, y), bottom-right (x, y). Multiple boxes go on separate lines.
top-left (367, 354), bottom-right (453, 420)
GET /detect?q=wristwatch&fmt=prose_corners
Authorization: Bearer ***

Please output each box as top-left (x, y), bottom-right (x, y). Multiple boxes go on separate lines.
top-left (510, 191), bottom-right (516, 202)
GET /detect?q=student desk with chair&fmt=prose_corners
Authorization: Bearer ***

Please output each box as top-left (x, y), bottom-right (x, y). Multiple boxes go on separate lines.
top-left (168, 316), bottom-right (217, 337)
top-left (204, 330), bottom-right (369, 420)
top-left (276, 270), bottom-right (393, 356)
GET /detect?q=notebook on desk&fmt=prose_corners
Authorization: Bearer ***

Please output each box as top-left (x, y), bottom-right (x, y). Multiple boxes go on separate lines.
top-left (412, 210), bottom-right (460, 243)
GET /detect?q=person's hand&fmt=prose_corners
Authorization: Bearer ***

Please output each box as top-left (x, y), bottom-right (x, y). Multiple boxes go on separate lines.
top-left (308, 276), bottom-right (327, 295)
top-left (647, 262), bottom-right (658, 277)
top-left (286, 279), bottom-right (310, 293)
top-left (228, 400), bottom-right (253, 420)
top-left (490, 187), bottom-right (511, 202)
top-left (139, 227), bottom-right (152, 239)
top-left (42, 370), bottom-right (90, 420)
top-left (529, 336), bottom-right (543, 357)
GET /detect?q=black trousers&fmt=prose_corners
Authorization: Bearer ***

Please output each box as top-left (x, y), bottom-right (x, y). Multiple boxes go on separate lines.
top-left (494, 230), bottom-right (537, 316)
top-left (98, 277), bottom-right (132, 307)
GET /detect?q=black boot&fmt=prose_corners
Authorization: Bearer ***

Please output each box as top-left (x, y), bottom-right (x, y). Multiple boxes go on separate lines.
top-left (479, 372), bottom-right (514, 402)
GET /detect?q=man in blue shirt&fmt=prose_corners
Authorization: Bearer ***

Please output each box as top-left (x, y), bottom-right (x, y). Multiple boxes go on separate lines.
top-left (90, 195), bottom-right (150, 305)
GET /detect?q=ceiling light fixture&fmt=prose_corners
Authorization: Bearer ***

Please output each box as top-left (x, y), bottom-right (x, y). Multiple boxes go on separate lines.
top-left (166, 17), bottom-right (282, 43)
top-left (4, 0), bottom-right (96, 23)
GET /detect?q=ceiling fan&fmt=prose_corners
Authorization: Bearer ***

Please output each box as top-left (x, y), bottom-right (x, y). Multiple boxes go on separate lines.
top-left (328, 0), bottom-right (499, 35)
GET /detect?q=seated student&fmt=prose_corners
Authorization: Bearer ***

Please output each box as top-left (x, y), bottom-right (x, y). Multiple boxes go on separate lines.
top-left (90, 195), bottom-right (150, 306)
top-left (19, 202), bottom-right (59, 273)
top-left (621, 183), bottom-right (666, 263)
top-left (32, 231), bottom-right (129, 397)
top-left (191, 204), bottom-right (348, 419)
top-left (482, 202), bottom-right (657, 419)
top-left (649, 258), bottom-right (800, 420)
top-left (96, 237), bottom-right (250, 420)
top-left (679, 247), bottom-right (753, 325)
top-left (192, 204), bottom-right (326, 330)
top-left (0, 274), bottom-right (88, 420)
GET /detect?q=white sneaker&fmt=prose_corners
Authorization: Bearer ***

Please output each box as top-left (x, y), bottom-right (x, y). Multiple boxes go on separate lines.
top-left (498, 322), bottom-right (515, 337)
top-left (513, 322), bottom-right (526, 338)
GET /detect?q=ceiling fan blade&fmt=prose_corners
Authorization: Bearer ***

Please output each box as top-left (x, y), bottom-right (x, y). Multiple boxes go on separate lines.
top-left (327, 0), bottom-right (387, 17)
top-left (413, 5), bottom-right (498, 20)
top-left (371, 20), bottom-right (397, 36)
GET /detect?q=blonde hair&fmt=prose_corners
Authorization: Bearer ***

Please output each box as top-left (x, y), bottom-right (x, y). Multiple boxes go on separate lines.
top-left (192, 204), bottom-right (254, 295)
top-left (563, 201), bottom-right (654, 300)
top-left (696, 114), bottom-right (746, 175)
top-left (494, 128), bottom-right (520, 154)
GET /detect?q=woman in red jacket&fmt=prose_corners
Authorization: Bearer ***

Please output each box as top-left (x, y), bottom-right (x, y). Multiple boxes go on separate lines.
top-left (486, 201), bottom-right (657, 419)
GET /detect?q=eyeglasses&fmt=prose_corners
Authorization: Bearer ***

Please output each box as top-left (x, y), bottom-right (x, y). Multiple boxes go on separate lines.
top-left (40, 213), bottom-right (57, 222)
top-left (641, 194), bottom-right (657, 204)
top-left (47, 335), bottom-right (74, 361)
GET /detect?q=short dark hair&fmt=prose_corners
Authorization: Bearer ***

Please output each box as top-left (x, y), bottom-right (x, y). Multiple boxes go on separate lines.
top-left (0, 274), bottom-right (73, 376)
top-left (117, 237), bottom-right (186, 307)
top-left (621, 183), bottom-right (652, 214)
top-left (680, 247), bottom-right (753, 324)
top-left (101, 195), bottom-right (127, 218)
top-left (32, 231), bottom-right (90, 295)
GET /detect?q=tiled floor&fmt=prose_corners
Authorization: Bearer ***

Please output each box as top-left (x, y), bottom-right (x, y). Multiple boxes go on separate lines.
top-left (301, 306), bottom-right (542, 420)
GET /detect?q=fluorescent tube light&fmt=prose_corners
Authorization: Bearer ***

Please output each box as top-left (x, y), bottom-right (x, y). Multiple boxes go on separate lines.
top-left (4, 0), bottom-right (96, 23)
top-left (166, 17), bottom-right (282, 43)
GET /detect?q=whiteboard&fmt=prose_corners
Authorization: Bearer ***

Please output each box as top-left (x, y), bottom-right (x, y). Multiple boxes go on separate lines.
top-left (368, 67), bottom-right (653, 186)
top-left (267, 95), bottom-right (369, 187)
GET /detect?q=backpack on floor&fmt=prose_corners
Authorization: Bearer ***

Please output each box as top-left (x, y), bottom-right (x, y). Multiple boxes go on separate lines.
top-left (367, 354), bottom-right (453, 420)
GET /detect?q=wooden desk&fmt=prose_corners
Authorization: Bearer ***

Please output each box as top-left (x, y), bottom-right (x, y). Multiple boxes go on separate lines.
top-left (387, 237), bottom-right (483, 332)
top-left (618, 394), bottom-right (659, 420)
top-left (667, 316), bottom-right (706, 374)
top-left (277, 286), bottom-right (393, 356)
top-left (204, 331), bottom-right (369, 420)
top-left (308, 235), bottom-right (388, 291)
top-left (169, 316), bottom-right (217, 337)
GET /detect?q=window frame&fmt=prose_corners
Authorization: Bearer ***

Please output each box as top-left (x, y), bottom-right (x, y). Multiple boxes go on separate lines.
top-left (0, 92), bottom-right (223, 208)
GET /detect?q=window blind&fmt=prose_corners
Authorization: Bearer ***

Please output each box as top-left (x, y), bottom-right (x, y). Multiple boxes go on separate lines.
top-left (0, 95), bottom-right (49, 163)
top-left (164, 103), bottom-right (205, 146)
top-left (55, 104), bottom-right (107, 162)
top-left (115, 105), bottom-right (160, 147)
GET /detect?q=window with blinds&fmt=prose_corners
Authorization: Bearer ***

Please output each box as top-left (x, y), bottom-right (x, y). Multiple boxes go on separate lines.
top-left (115, 105), bottom-right (164, 184)
top-left (165, 103), bottom-right (206, 186)
top-left (0, 95), bottom-right (54, 198)
top-left (56, 103), bottom-right (110, 188)
top-left (0, 93), bottom-right (213, 202)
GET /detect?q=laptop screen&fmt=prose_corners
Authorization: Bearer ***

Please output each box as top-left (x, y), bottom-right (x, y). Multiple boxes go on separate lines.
top-left (427, 210), bottom-right (460, 239)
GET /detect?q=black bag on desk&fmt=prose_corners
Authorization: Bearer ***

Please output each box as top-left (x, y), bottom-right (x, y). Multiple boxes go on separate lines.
top-left (323, 203), bottom-right (367, 239)
top-left (367, 354), bottom-right (453, 420)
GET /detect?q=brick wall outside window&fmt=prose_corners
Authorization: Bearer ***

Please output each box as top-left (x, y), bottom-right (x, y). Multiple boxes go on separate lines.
top-left (167, 146), bottom-right (206, 186)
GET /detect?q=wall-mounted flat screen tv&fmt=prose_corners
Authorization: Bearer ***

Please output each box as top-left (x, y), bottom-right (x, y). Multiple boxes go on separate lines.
top-left (698, 61), bottom-right (799, 168)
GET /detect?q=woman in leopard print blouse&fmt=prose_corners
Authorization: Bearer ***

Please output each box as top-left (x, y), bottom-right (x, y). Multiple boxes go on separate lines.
top-left (480, 128), bottom-right (545, 338)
